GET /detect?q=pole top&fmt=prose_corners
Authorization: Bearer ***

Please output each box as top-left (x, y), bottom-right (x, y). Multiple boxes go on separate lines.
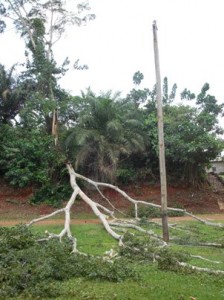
top-left (153, 20), bottom-right (158, 30)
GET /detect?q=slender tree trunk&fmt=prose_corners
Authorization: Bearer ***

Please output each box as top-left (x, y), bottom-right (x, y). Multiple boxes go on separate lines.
top-left (152, 21), bottom-right (169, 242)
top-left (52, 108), bottom-right (58, 145)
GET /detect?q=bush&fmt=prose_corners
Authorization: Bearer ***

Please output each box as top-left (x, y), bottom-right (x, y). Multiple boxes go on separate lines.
top-left (0, 127), bottom-right (55, 187)
top-left (116, 168), bottom-right (137, 185)
top-left (32, 182), bottom-right (72, 206)
top-left (128, 205), bottom-right (161, 219)
top-left (0, 126), bottom-right (70, 205)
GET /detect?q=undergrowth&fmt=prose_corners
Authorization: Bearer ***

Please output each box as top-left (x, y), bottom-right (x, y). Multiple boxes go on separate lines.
top-left (0, 225), bottom-right (137, 298)
top-left (119, 232), bottom-right (190, 270)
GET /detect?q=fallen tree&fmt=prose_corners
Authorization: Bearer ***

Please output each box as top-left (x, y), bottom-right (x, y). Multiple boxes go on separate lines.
top-left (28, 163), bottom-right (224, 246)
top-left (25, 163), bottom-right (224, 275)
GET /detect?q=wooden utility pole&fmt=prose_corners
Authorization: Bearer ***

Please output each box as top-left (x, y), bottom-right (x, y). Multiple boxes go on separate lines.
top-left (152, 20), bottom-right (169, 242)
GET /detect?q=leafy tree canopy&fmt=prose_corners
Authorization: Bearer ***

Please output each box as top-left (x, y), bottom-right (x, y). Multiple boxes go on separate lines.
top-left (64, 90), bottom-right (146, 182)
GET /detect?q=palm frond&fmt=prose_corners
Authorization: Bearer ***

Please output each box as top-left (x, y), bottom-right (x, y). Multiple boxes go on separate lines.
top-left (62, 91), bottom-right (148, 182)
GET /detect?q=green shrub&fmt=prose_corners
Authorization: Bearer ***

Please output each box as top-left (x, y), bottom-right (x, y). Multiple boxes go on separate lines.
top-left (128, 205), bottom-right (161, 219)
top-left (32, 182), bottom-right (72, 206)
top-left (0, 127), bottom-right (56, 187)
top-left (116, 168), bottom-right (137, 185)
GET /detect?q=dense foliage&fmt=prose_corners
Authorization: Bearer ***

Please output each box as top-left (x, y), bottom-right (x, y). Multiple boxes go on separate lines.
top-left (0, 225), bottom-right (137, 298)
top-left (0, 69), bottom-right (223, 203)
top-left (0, 125), bottom-right (71, 204)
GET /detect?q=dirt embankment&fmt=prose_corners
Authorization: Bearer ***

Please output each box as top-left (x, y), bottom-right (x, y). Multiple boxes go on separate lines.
top-left (0, 178), bottom-right (223, 226)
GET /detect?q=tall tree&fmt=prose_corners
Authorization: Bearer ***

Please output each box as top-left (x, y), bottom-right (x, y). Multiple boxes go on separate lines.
top-left (164, 104), bottom-right (223, 184)
top-left (0, 0), bottom-right (95, 142)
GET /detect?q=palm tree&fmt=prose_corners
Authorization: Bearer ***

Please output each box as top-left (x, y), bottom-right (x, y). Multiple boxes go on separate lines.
top-left (64, 90), bottom-right (146, 182)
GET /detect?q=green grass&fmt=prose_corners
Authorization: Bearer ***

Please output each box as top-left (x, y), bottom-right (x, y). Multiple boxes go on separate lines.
top-left (54, 268), bottom-right (224, 300)
top-left (34, 223), bottom-right (115, 255)
top-left (9, 221), bottom-right (224, 299)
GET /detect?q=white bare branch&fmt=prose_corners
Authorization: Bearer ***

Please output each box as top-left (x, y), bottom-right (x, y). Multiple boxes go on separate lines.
top-left (185, 212), bottom-right (224, 227)
top-left (190, 255), bottom-right (221, 264)
top-left (177, 261), bottom-right (224, 275)
top-left (109, 221), bottom-right (166, 246)
top-left (27, 208), bottom-right (65, 226)
top-left (69, 166), bottom-right (224, 228)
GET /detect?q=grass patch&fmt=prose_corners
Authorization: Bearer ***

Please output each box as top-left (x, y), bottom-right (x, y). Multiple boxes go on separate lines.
top-left (54, 269), bottom-right (224, 300)
top-left (169, 221), bottom-right (224, 244)
top-left (33, 223), bottom-right (115, 255)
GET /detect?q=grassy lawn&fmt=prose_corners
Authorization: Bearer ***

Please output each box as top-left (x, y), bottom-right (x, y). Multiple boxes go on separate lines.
top-left (16, 221), bottom-right (224, 300)
top-left (54, 267), bottom-right (224, 300)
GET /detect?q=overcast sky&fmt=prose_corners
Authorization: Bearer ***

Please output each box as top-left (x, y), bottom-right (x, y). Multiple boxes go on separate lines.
top-left (1, 0), bottom-right (224, 107)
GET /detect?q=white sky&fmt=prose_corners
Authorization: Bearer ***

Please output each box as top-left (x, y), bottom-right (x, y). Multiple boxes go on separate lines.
top-left (1, 0), bottom-right (224, 107)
